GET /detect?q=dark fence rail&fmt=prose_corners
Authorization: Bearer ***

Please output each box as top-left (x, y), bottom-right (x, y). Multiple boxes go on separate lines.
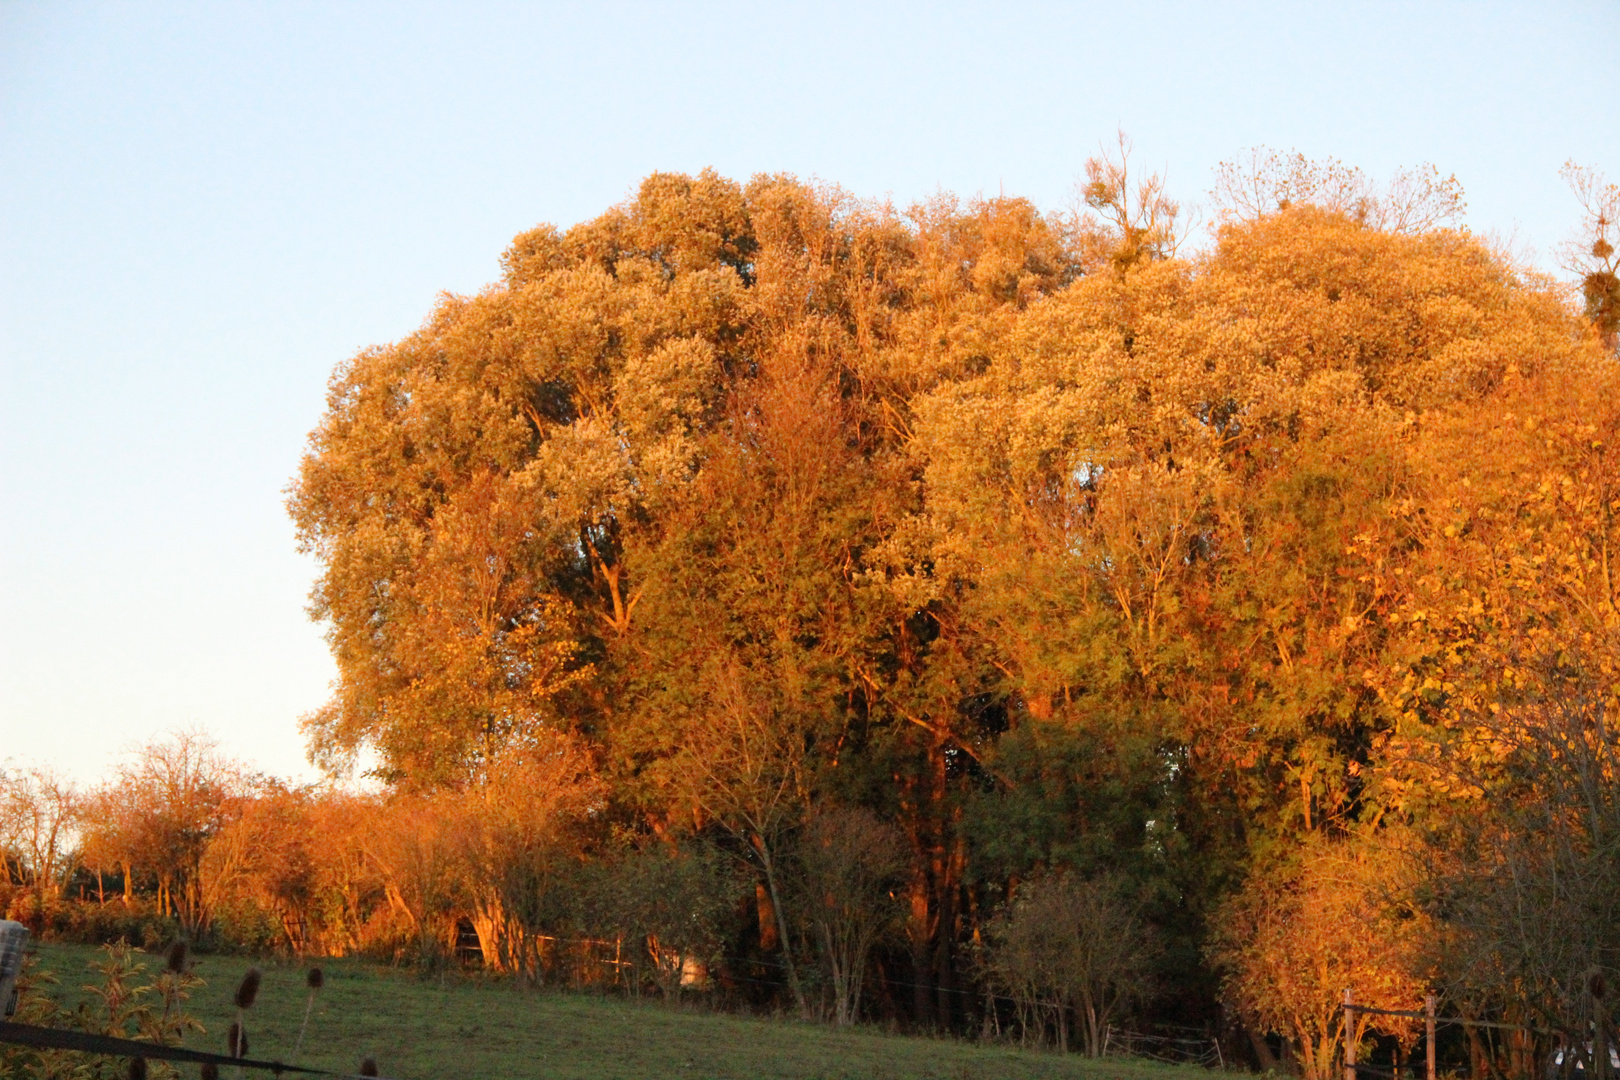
top-left (0, 1020), bottom-right (397, 1079)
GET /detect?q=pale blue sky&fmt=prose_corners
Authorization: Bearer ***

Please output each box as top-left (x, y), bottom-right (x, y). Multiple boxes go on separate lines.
top-left (3, 1), bottom-right (1617, 783)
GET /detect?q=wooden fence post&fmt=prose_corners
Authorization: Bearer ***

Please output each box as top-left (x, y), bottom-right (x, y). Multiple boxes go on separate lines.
top-left (1425, 993), bottom-right (1436, 1080)
top-left (1345, 989), bottom-right (1357, 1080)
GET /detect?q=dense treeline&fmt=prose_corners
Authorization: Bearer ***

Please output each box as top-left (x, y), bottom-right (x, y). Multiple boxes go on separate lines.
top-left (8, 148), bottom-right (1620, 1077)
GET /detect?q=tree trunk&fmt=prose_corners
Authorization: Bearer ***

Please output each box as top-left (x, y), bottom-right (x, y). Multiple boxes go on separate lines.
top-left (1297, 1029), bottom-right (1318, 1080)
top-left (755, 883), bottom-right (778, 950)
top-left (820, 922), bottom-right (848, 1025)
top-left (1247, 1025), bottom-right (1281, 1073)
top-left (1595, 990), bottom-right (1612, 1080)
top-left (755, 836), bottom-right (808, 1018)
top-left (1083, 996), bottom-right (1101, 1058)
top-left (471, 907), bottom-right (503, 972)
top-left (928, 739), bottom-right (960, 1031)
top-left (933, 924), bottom-right (956, 1031)
top-left (908, 874), bottom-right (934, 1029)
top-left (1466, 1022), bottom-right (1497, 1080)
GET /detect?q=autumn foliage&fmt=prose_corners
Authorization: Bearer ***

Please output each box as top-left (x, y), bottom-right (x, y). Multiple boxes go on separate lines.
top-left (9, 150), bottom-right (1618, 1072)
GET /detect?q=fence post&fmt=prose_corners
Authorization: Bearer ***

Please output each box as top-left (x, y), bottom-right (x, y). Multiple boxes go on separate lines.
top-left (1345, 989), bottom-right (1357, 1080)
top-left (1425, 993), bottom-right (1436, 1080)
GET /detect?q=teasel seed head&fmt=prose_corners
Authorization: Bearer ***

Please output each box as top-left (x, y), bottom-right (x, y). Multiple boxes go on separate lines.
top-left (200, 1064), bottom-right (219, 1080)
top-left (233, 967), bottom-right (261, 1010)
top-left (359, 1057), bottom-right (379, 1076)
top-left (1592, 971), bottom-right (1608, 1000)
top-left (128, 1056), bottom-right (147, 1080)
top-left (306, 966), bottom-right (324, 990)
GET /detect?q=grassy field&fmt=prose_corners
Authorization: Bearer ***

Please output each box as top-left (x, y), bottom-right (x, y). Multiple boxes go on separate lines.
top-left (24, 942), bottom-right (1203, 1080)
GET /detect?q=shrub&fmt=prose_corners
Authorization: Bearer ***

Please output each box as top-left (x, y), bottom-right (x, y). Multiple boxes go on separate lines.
top-left (32, 898), bottom-right (180, 952)
top-left (202, 898), bottom-right (286, 956)
top-left (981, 871), bottom-right (1155, 1057)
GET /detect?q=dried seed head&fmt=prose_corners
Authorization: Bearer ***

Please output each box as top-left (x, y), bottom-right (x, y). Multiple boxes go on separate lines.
top-left (234, 968), bottom-right (261, 1010)
top-left (227, 1021), bottom-right (248, 1058)
top-left (359, 1057), bottom-right (379, 1077)
top-left (128, 1056), bottom-right (147, 1080)
top-left (306, 966), bottom-right (324, 990)
top-left (1592, 971), bottom-right (1608, 1000)
top-left (200, 1064), bottom-right (219, 1080)
top-left (165, 940), bottom-right (188, 974)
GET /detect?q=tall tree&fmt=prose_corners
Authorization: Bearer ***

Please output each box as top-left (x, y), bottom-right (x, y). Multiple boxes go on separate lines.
top-left (289, 158), bottom-right (1613, 1039)
top-left (81, 731), bottom-right (241, 932)
top-left (1559, 162), bottom-right (1620, 353)
top-left (0, 767), bottom-right (77, 901)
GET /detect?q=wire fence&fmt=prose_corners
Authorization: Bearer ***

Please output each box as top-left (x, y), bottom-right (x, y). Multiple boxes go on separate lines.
top-left (1104, 1024), bottom-right (1225, 1067)
top-left (1343, 989), bottom-right (1619, 1080)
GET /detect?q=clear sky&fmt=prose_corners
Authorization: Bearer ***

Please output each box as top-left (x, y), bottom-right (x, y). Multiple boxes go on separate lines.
top-left (3, 1), bottom-right (1617, 785)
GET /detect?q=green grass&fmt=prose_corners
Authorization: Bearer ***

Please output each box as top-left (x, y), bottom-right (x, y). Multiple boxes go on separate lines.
top-left (27, 942), bottom-right (1201, 1080)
